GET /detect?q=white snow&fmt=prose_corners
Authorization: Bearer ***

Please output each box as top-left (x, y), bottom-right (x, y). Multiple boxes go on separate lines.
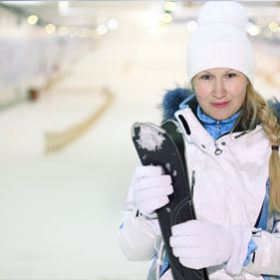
top-left (165, 162), bottom-right (171, 171)
top-left (137, 125), bottom-right (165, 151)
top-left (0, 3), bottom-right (280, 280)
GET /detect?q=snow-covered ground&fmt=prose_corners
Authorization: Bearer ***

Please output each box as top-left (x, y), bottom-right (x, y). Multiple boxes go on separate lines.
top-left (0, 18), bottom-right (279, 280)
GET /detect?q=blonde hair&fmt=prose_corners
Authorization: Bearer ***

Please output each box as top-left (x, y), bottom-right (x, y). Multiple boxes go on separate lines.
top-left (239, 84), bottom-right (280, 212)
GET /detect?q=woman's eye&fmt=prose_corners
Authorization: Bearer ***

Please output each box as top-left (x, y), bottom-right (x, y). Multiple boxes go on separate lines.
top-left (200, 74), bottom-right (211, 80)
top-left (226, 73), bottom-right (237, 78)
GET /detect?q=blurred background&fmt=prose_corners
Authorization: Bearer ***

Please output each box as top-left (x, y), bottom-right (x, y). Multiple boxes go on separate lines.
top-left (0, 1), bottom-right (280, 279)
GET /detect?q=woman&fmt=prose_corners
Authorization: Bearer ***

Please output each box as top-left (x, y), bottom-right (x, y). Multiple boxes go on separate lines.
top-left (118, 2), bottom-right (280, 279)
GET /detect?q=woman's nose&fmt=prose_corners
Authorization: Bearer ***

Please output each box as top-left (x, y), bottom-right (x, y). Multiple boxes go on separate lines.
top-left (212, 80), bottom-right (226, 99)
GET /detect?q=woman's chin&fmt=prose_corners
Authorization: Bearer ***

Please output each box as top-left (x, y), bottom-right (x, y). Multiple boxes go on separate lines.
top-left (210, 112), bottom-right (232, 121)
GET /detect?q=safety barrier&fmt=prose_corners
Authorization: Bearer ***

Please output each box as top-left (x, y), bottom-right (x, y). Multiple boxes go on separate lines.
top-left (257, 69), bottom-right (280, 90)
top-left (45, 87), bottom-right (114, 154)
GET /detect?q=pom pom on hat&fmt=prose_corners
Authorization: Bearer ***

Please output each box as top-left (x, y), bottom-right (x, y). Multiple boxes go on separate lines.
top-left (186, 1), bottom-right (256, 85)
top-left (198, 1), bottom-right (248, 31)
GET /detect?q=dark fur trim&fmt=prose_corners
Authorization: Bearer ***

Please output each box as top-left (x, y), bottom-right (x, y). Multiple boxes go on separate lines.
top-left (162, 88), bottom-right (194, 121)
top-left (268, 98), bottom-right (280, 123)
top-left (161, 88), bottom-right (280, 123)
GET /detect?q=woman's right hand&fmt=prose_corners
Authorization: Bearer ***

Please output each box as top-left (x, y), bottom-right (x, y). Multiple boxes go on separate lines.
top-left (132, 165), bottom-right (173, 218)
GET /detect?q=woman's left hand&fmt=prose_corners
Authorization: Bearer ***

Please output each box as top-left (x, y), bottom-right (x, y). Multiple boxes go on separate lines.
top-left (170, 220), bottom-right (252, 275)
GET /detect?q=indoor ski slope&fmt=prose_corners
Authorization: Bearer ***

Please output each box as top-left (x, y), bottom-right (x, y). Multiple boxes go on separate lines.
top-left (0, 10), bottom-right (280, 280)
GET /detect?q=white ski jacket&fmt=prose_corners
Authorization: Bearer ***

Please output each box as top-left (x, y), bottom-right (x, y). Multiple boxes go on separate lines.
top-left (118, 103), bottom-right (280, 280)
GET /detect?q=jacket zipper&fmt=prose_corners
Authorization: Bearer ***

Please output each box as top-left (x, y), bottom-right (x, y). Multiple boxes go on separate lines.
top-left (216, 120), bottom-right (220, 137)
top-left (214, 120), bottom-right (223, 155)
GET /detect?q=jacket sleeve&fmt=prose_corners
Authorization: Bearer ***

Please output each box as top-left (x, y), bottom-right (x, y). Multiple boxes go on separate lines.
top-left (243, 225), bottom-right (280, 276)
top-left (118, 179), bottom-right (161, 261)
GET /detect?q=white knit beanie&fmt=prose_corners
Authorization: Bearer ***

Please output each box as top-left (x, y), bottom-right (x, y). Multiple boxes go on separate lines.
top-left (187, 1), bottom-right (256, 85)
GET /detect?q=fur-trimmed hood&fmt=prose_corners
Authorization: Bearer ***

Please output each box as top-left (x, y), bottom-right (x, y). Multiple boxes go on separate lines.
top-left (161, 88), bottom-right (195, 121)
top-left (161, 87), bottom-right (280, 122)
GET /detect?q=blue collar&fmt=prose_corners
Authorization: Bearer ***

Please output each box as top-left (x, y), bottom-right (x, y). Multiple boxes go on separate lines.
top-left (197, 105), bottom-right (241, 140)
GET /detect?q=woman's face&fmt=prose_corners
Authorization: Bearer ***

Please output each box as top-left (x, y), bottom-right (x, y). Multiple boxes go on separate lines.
top-left (193, 68), bottom-right (248, 120)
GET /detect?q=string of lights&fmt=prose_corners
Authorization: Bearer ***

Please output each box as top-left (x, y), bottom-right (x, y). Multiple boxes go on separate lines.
top-left (0, 2), bottom-right (119, 39)
top-left (160, 1), bottom-right (280, 42)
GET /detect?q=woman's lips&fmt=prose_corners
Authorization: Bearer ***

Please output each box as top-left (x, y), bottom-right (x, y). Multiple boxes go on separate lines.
top-left (211, 101), bottom-right (230, 108)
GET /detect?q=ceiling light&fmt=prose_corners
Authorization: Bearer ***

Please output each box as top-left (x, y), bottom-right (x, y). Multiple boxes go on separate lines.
top-left (187, 20), bottom-right (198, 32)
top-left (164, 1), bottom-right (176, 12)
top-left (27, 15), bottom-right (38, 25)
top-left (161, 13), bottom-right (172, 24)
top-left (247, 23), bottom-right (260, 36)
top-left (269, 22), bottom-right (279, 32)
top-left (108, 19), bottom-right (119, 30)
top-left (97, 25), bottom-right (108, 35)
top-left (45, 24), bottom-right (56, 34)
top-left (59, 26), bottom-right (69, 36)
